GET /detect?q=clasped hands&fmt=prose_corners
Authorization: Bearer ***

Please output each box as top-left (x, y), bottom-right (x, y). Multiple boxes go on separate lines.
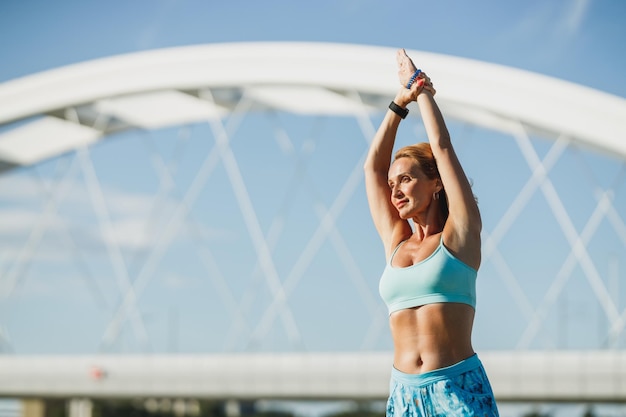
top-left (395, 48), bottom-right (436, 107)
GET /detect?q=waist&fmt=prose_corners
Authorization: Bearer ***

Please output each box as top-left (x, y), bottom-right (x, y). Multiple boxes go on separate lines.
top-left (391, 354), bottom-right (482, 386)
top-left (390, 304), bottom-right (475, 373)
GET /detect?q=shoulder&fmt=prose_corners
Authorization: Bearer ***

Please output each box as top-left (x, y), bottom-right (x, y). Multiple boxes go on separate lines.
top-left (442, 219), bottom-right (481, 269)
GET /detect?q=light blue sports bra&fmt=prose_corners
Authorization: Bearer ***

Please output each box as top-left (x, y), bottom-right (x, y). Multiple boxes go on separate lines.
top-left (379, 236), bottom-right (477, 314)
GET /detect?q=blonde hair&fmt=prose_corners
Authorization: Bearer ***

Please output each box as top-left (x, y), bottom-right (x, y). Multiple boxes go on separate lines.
top-left (393, 142), bottom-right (449, 221)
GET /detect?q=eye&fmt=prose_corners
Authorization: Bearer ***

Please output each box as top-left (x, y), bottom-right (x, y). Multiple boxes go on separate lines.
top-left (401, 175), bottom-right (411, 182)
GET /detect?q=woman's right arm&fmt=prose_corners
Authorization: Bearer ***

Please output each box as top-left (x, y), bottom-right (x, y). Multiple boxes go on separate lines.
top-left (364, 94), bottom-right (413, 258)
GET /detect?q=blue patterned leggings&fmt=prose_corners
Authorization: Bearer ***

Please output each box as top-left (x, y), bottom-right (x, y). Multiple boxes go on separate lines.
top-left (386, 354), bottom-right (499, 417)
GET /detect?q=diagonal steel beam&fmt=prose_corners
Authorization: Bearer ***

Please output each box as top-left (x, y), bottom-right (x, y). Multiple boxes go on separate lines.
top-left (514, 125), bottom-right (619, 348)
top-left (1, 156), bottom-right (79, 299)
top-left (249, 147), bottom-right (367, 344)
top-left (139, 127), bottom-right (251, 351)
top-left (517, 189), bottom-right (615, 348)
top-left (226, 113), bottom-right (321, 350)
top-left (77, 146), bottom-right (150, 350)
top-left (98, 90), bottom-right (259, 350)
top-left (480, 137), bottom-right (568, 322)
top-left (205, 108), bottom-right (302, 348)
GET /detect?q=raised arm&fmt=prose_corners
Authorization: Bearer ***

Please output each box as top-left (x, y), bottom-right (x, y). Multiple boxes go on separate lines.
top-left (364, 79), bottom-right (424, 258)
top-left (404, 54), bottom-right (482, 266)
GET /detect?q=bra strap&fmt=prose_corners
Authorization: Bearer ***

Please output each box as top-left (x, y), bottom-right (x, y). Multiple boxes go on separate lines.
top-left (389, 240), bottom-right (408, 265)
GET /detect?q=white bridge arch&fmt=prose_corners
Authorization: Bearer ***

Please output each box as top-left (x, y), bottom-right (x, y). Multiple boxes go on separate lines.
top-left (0, 42), bottom-right (625, 404)
top-left (1, 42), bottom-right (625, 167)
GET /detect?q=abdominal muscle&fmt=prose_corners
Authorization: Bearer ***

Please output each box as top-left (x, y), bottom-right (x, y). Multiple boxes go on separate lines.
top-left (390, 302), bottom-right (475, 374)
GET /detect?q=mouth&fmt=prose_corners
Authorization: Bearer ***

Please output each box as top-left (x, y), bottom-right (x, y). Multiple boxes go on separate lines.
top-left (395, 199), bottom-right (408, 209)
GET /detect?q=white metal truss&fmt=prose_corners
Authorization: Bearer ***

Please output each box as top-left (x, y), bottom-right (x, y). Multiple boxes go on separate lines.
top-left (513, 124), bottom-right (623, 348)
top-left (0, 42), bottom-right (625, 361)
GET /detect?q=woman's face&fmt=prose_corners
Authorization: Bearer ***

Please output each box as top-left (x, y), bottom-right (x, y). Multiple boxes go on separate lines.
top-left (388, 157), bottom-right (439, 219)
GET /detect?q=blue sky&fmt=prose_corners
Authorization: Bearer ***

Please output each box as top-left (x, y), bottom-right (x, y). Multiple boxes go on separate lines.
top-left (0, 0), bottom-right (625, 357)
top-left (2, 0), bottom-right (625, 96)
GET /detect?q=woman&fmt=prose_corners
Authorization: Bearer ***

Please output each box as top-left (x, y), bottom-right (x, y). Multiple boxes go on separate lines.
top-left (364, 49), bottom-right (499, 416)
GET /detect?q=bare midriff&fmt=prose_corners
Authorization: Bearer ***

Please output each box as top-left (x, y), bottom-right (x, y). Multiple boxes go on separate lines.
top-left (390, 302), bottom-right (475, 374)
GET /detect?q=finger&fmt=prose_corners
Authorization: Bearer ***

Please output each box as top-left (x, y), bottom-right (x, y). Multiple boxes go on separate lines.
top-left (418, 73), bottom-right (432, 87)
top-left (396, 49), bottom-right (404, 66)
top-left (412, 78), bottom-right (425, 92)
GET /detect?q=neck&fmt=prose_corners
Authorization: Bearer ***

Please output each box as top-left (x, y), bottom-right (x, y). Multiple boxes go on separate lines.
top-left (411, 201), bottom-right (443, 240)
top-left (413, 223), bottom-right (442, 241)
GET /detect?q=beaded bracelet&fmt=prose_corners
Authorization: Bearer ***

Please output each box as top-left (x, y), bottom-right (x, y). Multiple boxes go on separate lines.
top-left (406, 69), bottom-right (422, 89)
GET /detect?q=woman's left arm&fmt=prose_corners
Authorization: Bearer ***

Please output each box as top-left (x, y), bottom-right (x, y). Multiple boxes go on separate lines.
top-left (417, 89), bottom-right (482, 263)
